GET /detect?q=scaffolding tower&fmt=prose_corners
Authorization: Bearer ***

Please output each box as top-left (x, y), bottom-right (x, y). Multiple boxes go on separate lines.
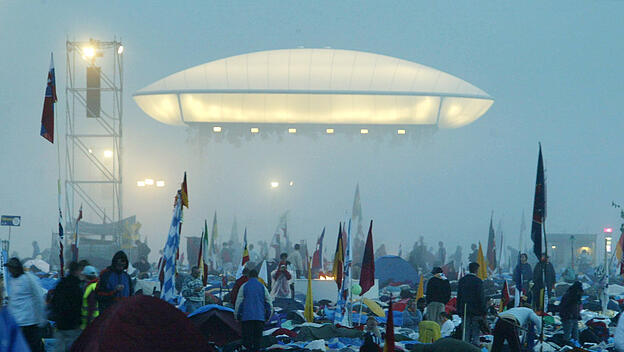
top-left (65, 38), bottom-right (123, 243)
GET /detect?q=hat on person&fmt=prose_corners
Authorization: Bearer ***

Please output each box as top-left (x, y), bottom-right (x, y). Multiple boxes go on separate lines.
top-left (3, 257), bottom-right (21, 268)
top-left (82, 265), bottom-right (98, 277)
top-left (431, 267), bottom-right (443, 275)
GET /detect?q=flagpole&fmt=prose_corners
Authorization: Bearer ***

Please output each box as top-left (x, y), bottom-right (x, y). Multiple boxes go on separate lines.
top-left (54, 55), bottom-right (65, 276)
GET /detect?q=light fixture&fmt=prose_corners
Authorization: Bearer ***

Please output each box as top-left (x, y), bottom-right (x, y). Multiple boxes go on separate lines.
top-left (156, 180), bottom-right (165, 187)
top-left (213, 126), bottom-right (222, 132)
top-left (360, 128), bottom-right (369, 134)
top-left (270, 181), bottom-right (279, 189)
top-left (288, 128), bottom-right (297, 134)
top-left (144, 178), bottom-right (154, 186)
top-left (604, 227), bottom-right (613, 233)
top-left (326, 128), bottom-right (334, 134)
top-left (551, 245), bottom-right (556, 249)
top-left (397, 129), bottom-right (406, 135)
top-left (88, 148), bottom-right (93, 154)
top-left (137, 181), bottom-right (146, 187)
top-left (250, 127), bottom-right (259, 133)
top-left (289, 181), bottom-right (294, 186)
top-left (103, 150), bottom-right (113, 158)
top-left (117, 45), bottom-right (124, 55)
top-left (606, 236), bottom-right (612, 241)
top-left (82, 46), bottom-right (96, 59)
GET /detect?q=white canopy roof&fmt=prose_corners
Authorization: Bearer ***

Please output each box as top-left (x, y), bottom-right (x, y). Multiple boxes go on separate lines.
top-left (134, 48), bottom-right (493, 128)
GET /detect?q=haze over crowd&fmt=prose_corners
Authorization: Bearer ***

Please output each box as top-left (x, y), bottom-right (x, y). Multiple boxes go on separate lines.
top-left (1, 1), bottom-right (623, 259)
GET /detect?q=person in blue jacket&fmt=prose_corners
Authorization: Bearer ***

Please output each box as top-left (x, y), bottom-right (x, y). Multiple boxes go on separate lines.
top-left (234, 268), bottom-right (273, 352)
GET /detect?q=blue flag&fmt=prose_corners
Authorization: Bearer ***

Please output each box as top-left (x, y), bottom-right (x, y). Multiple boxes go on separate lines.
top-left (160, 192), bottom-right (183, 304)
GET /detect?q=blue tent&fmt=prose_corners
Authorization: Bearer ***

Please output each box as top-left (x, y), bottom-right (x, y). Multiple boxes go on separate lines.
top-left (375, 255), bottom-right (419, 286)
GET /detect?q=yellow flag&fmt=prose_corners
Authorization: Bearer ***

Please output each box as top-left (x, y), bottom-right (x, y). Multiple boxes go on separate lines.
top-left (362, 298), bottom-right (385, 317)
top-left (416, 274), bottom-right (424, 301)
top-left (304, 262), bottom-right (314, 322)
top-left (477, 242), bottom-right (488, 280)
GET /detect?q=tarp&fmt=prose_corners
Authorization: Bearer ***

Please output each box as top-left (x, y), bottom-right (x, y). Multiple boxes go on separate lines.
top-left (295, 324), bottom-right (363, 341)
top-left (374, 256), bottom-right (418, 286)
top-left (70, 295), bottom-right (213, 352)
top-left (188, 305), bottom-right (241, 346)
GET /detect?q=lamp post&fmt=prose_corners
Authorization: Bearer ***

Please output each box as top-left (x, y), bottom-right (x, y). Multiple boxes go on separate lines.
top-left (602, 228), bottom-right (613, 314)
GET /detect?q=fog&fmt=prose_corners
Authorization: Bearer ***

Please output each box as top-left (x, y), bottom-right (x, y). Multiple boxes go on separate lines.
top-left (1, 1), bottom-right (623, 260)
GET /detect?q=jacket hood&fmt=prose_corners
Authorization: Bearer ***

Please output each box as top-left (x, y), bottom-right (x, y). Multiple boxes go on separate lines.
top-left (111, 251), bottom-right (129, 271)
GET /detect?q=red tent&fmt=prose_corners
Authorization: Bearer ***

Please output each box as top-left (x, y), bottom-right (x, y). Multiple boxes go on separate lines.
top-left (71, 295), bottom-right (213, 352)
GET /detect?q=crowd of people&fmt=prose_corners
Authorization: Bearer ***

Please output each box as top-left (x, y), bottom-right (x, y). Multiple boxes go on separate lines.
top-left (3, 234), bottom-right (624, 352)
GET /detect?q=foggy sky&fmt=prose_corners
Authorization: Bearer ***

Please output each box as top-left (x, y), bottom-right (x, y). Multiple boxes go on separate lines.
top-left (1, 1), bottom-right (623, 260)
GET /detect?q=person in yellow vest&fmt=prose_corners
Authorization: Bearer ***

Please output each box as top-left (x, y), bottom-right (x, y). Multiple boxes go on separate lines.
top-left (80, 266), bottom-right (99, 329)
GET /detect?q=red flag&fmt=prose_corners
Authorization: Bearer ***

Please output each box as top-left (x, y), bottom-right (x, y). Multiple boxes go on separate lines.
top-left (500, 280), bottom-right (510, 312)
top-left (384, 295), bottom-right (395, 352)
top-left (40, 53), bottom-right (57, 143)
top-left (311, 227), bottom-right (325, 273)
top-left (332, 223), bottom-right (344, 289)
top-left (615, 228), bottom-right (624, 276)
top-left (359, 220), bottom-right (375, 295)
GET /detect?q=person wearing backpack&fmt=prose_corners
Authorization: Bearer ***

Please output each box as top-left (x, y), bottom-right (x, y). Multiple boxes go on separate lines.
top-left (50, 261), bottom-right (83, 351)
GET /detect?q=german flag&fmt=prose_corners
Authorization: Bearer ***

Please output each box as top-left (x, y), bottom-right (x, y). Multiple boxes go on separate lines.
top-left (332, 223), bottom-right (344, 289)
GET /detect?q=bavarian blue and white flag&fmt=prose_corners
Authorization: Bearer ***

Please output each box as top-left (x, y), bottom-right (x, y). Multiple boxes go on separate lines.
top-left (160, 193), bottom-right (183, 304)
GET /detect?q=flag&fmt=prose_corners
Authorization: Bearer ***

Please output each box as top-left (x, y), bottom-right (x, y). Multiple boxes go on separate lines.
top-left (398, 244), bottom-right (402, 258)
top-left (500, 280), bottom-right (510, 312)
top-left (338, 219), bottom-right (353, 326)
top-left (199, 219), bottom-right (210, 285)
top-left (160, 191), bottom-right (183, 303)
top-left (235, 228), bottom-right (250, 280)
top-left (519, 209), bottom-right (527, 252)
top-left (180, 172), bottom-right (189, 208)
top-left (477, 242), bottom-right (488, 280)
top-left (332, 223), bottom-right (344, 289)
top-left (71, 205), bottom-right (83, 262)
top-left (384, 295), bottom-right (395, 352)
top-left (531, 144), bottom-right (546, 260)
top-left (40, 53), bottom-right (57, 143)
top-left (271, 212), bottom-right (288, 257)
top-left (352, 184), bottom-right (362, 222)
top-left (209, 211), bottom-right (219, 270)
top-left (230, 216), bottom-right (239, 247)
top-left (616, 228), bottom-right (624, 276)
top-left (241, 227), bottom-right (249, 266)
top-left (486, 214), bottom-right (497, 271)
top-left (259, 260), bottom-right (268, 285)
top-left (359, 220), bottom-right (375, 295)
top-left (304, 261), bottom-right (314, 322)
top-left (311, 227), bottom-right (325, 274)
top-left (416, 275), bottom-right (424, 301)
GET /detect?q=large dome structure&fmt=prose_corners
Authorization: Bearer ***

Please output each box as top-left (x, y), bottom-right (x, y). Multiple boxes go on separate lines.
top-left (133, 49), bottom-right (493, 129)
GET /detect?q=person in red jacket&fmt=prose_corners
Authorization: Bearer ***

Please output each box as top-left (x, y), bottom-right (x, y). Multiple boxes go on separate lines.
top-left (230, 267), bottom-right (250, 306)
